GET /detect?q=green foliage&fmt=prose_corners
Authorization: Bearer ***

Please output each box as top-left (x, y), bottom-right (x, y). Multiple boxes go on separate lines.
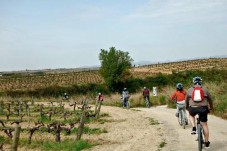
top-left (38, 115), bottom-right (50, 123)
top-left (19, 138), bottom-right (92, 151)
top-left (5, 83), bottom-right (109, 97)
top-left (159, 95), bottom-right (166, 105)
top-left (149, 118), bottom-right (160, 125)
top-left (99, 47), bottom-right (133, 92)
top-left (71, 126), bottom-right (106, 135)
top-left (125, 78), bottom-right (144, 93)
top-left (159, 140), bottom-right (167, 148)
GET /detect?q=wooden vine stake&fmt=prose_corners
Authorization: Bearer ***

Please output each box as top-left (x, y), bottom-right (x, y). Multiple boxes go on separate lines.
top-left (76, 99), bottom-right (88, 140)
top-left (95, 101), bottom-right (102, 119)
top-left (12, 123), bottom-right (21, 151)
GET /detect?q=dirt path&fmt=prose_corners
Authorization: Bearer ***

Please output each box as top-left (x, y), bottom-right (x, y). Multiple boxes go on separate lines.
top-left (86, 105), bottom-right (227, 151)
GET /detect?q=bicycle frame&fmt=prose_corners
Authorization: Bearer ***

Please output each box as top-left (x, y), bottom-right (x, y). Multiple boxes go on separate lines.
top-left (121, 97), bottom-right (130, 109)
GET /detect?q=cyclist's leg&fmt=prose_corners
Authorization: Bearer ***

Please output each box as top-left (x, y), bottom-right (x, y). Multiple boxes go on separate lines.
top-left (181, 105), bottom-right (188, 123)
top-left (201, 122), bottom-right (209, 142)
top-left (189, 107), bottom-right (197, 134)
top-left (199, 106), bottom-right (210, 143)
top-left (148, 95), bottom-right (151, 104)
top-left (175, 104), bottom-right (180, 117)
top-left (123, 98), bottom-right (126, 107)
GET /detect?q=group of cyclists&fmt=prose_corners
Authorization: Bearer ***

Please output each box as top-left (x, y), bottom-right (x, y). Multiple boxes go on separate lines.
top-left (121, 87), bottom-right (151, 108)
top-left (171, 76), bottom-right (213, 149)
top-left (121, 76), bottom-right (213, 149)
top-left (64, 76), bottom-right (213, 149)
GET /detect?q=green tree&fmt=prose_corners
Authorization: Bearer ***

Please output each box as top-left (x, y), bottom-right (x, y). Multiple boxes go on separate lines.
top-left (99, 47), bottom-right (133, 92)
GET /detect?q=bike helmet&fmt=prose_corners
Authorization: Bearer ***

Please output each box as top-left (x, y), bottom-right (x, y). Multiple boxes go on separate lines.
top-left (193, 76), bottom-right (202, 85)
top-left (176, 83), bottom-right (183, 90)
top-left (98, 92), bottom-right (101, 95)
top-left (144, 87), bottom-right (146, 89)
top-left (124, 88), bottom-right (127, 91)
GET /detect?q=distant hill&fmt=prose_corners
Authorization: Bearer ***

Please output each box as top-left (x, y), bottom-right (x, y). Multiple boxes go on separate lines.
top-left (0, 57), bottom-right (227, 92)
top-left (132, 57), bottom-right (227, 78)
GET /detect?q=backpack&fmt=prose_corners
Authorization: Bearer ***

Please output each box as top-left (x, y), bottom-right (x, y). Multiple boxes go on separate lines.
top-left (191, 87), bottom-right (205, 102)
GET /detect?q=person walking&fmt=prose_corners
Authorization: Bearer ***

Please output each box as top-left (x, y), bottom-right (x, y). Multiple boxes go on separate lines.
top-left (186, 76), bottom-right (213, 149)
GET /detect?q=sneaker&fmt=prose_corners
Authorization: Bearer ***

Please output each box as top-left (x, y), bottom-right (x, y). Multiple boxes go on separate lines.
top-left (204, 141), bottom-right (210, 149)
top-left (175, 113), bottom-right (179, 117)
top-left (191, 127), bottom-right (196, 135)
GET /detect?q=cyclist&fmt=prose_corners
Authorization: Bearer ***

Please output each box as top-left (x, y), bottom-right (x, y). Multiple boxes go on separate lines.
top-left (98, 92), bottom-right (104, 102)
top-left (143, 87), bottom-right (151, 107)
top-left (171, 83), bottom-right (188, 124)
top-left (63, 92), bottom-right (69, 100)
top-left (122, 88), bottom-right (130, 107)
top-left (186, 76), bottom-right (213, 149)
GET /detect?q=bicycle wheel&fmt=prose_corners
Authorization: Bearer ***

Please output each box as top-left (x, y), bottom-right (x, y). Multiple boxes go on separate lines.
top-left (181, 110), bottom-right (186, 129)
top-left (145, 97), bottom-right (150, 108)
top-left (126, 100), bottom-right (130, 109)
top-left (197, 124), bottom-right (203, 151)
top-left (178, 111), bottom-right (182, 126)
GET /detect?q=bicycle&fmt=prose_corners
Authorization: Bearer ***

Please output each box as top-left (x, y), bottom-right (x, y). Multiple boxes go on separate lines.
top-left (144, 96), bottom-right (151, 108)
top-left (196, 117), bottom-right (204, 151)
top-left (121, 97), bottom-right (130, 109)
top-left (175, 102), bottom-right (187, 129)
top-left (178, 105), bottom-right (187, 129)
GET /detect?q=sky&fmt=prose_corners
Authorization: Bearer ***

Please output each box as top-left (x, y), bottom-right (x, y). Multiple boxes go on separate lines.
top-left (0, 0), bottom-right (227, 71)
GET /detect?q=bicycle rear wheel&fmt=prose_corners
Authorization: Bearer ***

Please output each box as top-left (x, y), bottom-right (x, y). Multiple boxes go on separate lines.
top-left (181, 110), bottom-right (186, 129)
top-left (126, 100), bottom-right (130, 109)
top-left (145, 97), bottom-right (150, 108)
top-left (197, 124), bottom-right (203, 151)
top-left (178, 111), bottom-right (182, 126)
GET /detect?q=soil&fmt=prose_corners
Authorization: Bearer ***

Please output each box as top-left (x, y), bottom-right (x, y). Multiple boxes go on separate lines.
top-left (85, 105), bottom-right (227, 151)
top-left (1, 104), bottom-right (227, 151)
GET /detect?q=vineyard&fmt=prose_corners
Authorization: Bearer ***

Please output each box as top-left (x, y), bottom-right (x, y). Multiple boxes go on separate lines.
top-left (132, 57), bottom-right (227, 78)
top-left (0, 57), bottom-right (227, 92)
top-left (0, 98), bottom-right (105, 150)
top-left (0, 71), bottom-right (104, 91)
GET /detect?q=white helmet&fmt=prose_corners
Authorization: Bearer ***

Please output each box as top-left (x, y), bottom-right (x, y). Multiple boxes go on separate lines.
top-left (98, 92), bottom-right (101, 95)
top-left (193, 76), bottom-right (203, 85)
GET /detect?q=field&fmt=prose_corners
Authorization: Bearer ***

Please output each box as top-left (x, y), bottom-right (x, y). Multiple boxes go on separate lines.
top-left (0, 57), bottom-right (227, 92)
top-left (0, 57), bottom-right (227, 150)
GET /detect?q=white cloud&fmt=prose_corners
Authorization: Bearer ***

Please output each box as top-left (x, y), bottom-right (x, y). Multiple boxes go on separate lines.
top-left (126, 0), bottom-right (227, 25)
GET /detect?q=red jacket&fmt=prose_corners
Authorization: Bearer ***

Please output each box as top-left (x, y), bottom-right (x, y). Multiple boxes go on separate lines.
top-left (98, 95), bottom-right (104, 101)
top-left (143, 89), bottom-right (150, 96)
top-left (171, 90), bottom-right (186, 102)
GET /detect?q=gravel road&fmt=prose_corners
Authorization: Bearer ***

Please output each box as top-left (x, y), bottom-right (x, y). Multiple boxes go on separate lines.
top-left (86, 105), bottom-right (227, 151)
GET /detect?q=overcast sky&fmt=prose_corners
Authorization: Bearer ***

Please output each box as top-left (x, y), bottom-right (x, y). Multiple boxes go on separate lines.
top-left (1, 0), bottom-right (227, 71)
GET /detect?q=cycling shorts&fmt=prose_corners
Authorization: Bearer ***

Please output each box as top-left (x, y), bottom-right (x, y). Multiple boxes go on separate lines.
top-left (189, 106), bottom-right (209, 122)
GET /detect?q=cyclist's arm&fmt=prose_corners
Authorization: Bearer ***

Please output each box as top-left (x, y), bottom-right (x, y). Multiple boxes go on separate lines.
top-left (185, 94), bottom-right (190, 110)
top-left (171, 92), bottom-right (176, 101)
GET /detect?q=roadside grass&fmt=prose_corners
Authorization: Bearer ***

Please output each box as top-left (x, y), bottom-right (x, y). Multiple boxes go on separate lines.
top-left (149, 118), bottom-right (160, 125)
top-left (71, 126), bottom-right (107, 135)
top-left (158, 139), bottom-right (167, 151)
top-left (19, 138), bottom-right (95, 151)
